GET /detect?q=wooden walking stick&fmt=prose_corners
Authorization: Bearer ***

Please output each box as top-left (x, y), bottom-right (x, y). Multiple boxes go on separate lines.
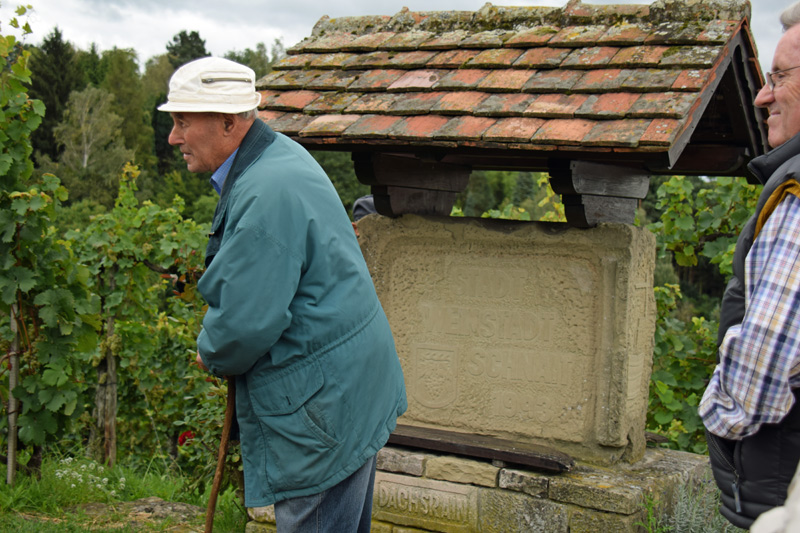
top-left (205, 377), bottom-right (236, 533)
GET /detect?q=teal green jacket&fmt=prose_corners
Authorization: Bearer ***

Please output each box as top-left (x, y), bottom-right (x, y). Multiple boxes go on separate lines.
top-left (196, 120), bottom-right (407, 507)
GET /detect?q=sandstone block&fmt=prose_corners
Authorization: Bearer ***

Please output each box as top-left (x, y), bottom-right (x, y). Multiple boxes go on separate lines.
top-left (479, 488), bottom-right (569, 532)
top-left (498, 468), bottom-right (550, 498)
top-left (567, 506), bottom-right (642, 532)
top-left (359, 215), bottom-right (656, 464)
top-left (378, 447), bottom-right (426, 477)
top-left (426, 455), bottom-right (500, 487)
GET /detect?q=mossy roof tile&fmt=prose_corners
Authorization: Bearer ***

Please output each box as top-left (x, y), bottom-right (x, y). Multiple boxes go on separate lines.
top-left (427, 49), bottom-right (481, 68)
top-left (432, 116), bottom-right (497, 140)
top-left (256, 2), bottom-right (761, 164)
top-left (513, 47), bottom-right (571, 68)
top-left (525, 94), bottom-right (590, 118)
top-left (475, 93), bottom-right (536, 116)
top-left (483, 117), bottom-right (545, 142)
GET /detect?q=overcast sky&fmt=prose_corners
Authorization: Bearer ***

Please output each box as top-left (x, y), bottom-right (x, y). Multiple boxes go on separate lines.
top-left (0, 0), bottom-right (789, 74)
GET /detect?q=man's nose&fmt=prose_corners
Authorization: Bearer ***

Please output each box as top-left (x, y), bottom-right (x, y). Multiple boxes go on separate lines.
top-left (167, 126), bottom-right (181, 146)
top-left (754, 83), bottom-right (774, 108)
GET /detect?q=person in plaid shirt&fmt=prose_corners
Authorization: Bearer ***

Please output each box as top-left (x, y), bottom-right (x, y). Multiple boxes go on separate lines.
top-left (699, 2), bottom-right (800, 529)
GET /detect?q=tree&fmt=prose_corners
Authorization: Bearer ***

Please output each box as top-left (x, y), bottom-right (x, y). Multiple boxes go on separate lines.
top-left (141, 54), bottom-right (174, 105)
top-left (224, 38), bottom-right (286, 79)
top-left (51, 86), bottom-right (134, 207)
top-left (28, 27), bottom-right (85, 162)
top-left (166, 30), bottom-right (209, 69)
top-left (75, 43), bottom-right (103, 87)
top-left (100, 48), bottom-right (153, 163)
top-left (310, 151), bottom-right (369, 217)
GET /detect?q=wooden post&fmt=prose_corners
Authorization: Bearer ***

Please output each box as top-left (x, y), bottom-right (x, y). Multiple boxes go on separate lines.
top-left (7, 305), bottom-right (19, 486)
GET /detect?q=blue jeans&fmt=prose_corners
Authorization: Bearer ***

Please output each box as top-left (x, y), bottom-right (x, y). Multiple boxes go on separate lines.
top-left (274, 454), bottom-right (377, 532)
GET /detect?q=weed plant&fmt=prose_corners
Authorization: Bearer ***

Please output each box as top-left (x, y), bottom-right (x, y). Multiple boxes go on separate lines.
top-left (639, 468), bottom-right (747, 533)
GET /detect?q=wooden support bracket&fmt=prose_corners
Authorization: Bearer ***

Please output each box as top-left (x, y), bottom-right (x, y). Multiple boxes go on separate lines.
top-left (549, 160), bottom-right (650, 228)
top-left (353, 153), bottom-right (471, 217)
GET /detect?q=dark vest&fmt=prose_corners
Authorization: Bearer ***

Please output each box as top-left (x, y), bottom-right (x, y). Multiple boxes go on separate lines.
top-left (709, 132), bottom-right (800, 530)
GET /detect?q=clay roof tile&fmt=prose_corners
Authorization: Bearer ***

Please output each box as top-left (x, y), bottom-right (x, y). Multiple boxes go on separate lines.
top-left (257, 1), bottom-right (764, 175)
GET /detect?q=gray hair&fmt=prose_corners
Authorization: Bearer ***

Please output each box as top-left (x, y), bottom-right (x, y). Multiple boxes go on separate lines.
top-left (782, 1), bottom-right (800, 30)
top-left (237, 108), bottom-right (258, 120)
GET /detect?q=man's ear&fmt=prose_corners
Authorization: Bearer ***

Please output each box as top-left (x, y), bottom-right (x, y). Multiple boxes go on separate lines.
top-left (221, 114), bottom-right (237, 134)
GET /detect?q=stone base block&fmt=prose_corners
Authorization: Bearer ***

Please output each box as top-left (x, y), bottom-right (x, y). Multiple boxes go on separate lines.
top-left (245, 445), bottom-right (708, 532)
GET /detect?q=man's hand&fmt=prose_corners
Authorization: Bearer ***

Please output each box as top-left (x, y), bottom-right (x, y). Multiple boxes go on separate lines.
top-left (196, 350), bottom-right (209, 372)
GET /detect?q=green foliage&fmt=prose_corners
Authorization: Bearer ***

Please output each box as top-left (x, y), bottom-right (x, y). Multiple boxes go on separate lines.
top-left (649, 176), bottom-right (759, 275)
top-left (455, 170), bottom-right (565, 222)
top-left (99, 47), bottom-right (153, 163)
top-left (64, 164), bottom-right (208, 463)
top-left (481, 204), bottom-right (532, 221)
top-left (645, 176), bottom-right (761, 452)
top-left (0, 8), bottom-right (99, 457)
top-left (174, 377), bottom-right (243, 497)
top-left (75, 43), bottom-right (103, 87)
top-left (649, 284), bottom-right (718, 453)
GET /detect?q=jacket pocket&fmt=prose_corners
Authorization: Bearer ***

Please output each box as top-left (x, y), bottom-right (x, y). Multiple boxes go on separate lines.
top-left (247, 359), bottom-right (341, 489)
top-left (248, 358), bottom-right (324, 416)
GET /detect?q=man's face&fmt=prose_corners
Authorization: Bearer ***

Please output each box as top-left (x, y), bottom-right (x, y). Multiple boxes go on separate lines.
top-left (168, 112), bottom-right (230, 173)
top-left (755, 24), bottom-right (800, 148)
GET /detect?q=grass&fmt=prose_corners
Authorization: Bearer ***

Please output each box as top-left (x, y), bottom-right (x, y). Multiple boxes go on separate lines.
top-left (0, 450), bottom-right (247, 532)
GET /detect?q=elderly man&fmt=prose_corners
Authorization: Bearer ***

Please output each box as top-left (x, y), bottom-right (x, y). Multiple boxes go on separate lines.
top-left (699, 2), bottom-right (800, 529)
top-left (159, 57), bottom-right (407, 532)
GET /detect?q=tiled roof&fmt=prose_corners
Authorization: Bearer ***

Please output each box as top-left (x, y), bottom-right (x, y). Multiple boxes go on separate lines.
top-left (257, 0), bottom-right (766, 177)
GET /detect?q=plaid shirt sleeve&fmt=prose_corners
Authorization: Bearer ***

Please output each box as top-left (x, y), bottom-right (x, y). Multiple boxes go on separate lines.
top-left (699, 193), bottom-right (800, 439)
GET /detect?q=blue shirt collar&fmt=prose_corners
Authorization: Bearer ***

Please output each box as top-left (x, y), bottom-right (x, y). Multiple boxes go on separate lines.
top-left (210, 149), bottom-right (238, 194)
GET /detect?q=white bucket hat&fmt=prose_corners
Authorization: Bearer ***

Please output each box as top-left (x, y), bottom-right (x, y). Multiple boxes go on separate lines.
top-left (158, 57), bottom-right (262, 114)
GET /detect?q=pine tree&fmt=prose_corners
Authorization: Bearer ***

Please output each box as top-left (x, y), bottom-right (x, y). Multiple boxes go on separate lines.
top-left (28, 27), bottom-right (85, 162)
top-left (166, 30), bottom-right (209, 69)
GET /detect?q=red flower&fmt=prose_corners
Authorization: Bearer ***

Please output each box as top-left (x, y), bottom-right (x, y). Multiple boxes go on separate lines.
top-left (178, 430), bottom-right (195, 446)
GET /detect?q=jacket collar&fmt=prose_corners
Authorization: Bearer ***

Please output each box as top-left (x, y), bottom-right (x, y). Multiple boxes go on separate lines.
top-left (748, 131), bottom-right (800, 186)
top-left (211, 119), bottom-right (276, 230)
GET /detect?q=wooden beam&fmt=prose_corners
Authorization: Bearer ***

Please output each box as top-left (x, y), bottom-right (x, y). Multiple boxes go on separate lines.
top-left (549, 160), bottom-right (650, 199)
top-left (388, 424), bottom-right (574, 473)
top-left (353, 153), bottom-right (471, 190)
top-left (353, 152), bottom-right (472, 217)
top-left (372, 186), bottom-right (459, 217)
top-left (548, 160), bottom-right (648, 227)
top-left (562, 195), bottom-right (638, 228)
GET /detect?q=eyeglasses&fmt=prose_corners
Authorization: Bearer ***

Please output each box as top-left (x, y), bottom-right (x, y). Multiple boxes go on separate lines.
top-left (766, 65), bottom-right (800, 90)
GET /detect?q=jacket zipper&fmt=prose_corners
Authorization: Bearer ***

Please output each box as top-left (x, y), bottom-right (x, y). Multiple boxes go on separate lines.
top-left (709, 434), bottom-right (743, 513)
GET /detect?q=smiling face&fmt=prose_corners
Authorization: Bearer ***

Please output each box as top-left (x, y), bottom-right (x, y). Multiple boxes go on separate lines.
top-left (168, 112), bottom-right (234, 173)
top-left (755, 24), bottom-right (800, 148)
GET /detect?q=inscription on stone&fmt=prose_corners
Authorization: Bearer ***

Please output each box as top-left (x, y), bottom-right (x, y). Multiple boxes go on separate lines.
top-left (401, 255), bottom-right (596, 442)
top-left (373, 473), bottom-right (478, 532)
